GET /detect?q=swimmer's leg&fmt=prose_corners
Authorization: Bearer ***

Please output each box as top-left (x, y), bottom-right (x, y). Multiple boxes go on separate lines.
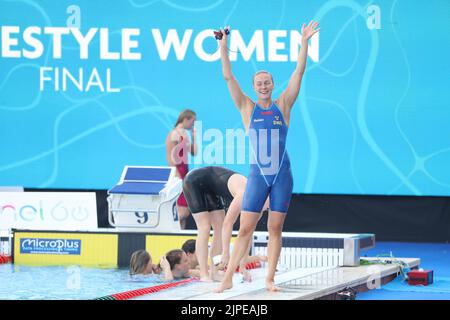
top-left (266, 162), bottom-right (293, 291)
top-left (210, 209), bottom-right (225, 281)
top-left (177, 205), bottom-right (190, 229)
top-left (214, 212), bottom-right (260, 293)
top-left (220, 192), bottom-right (244, 269)
top-left (265, 211), bottom-right (287, 292)
top-left (192, 211), bottom-right (213, 282)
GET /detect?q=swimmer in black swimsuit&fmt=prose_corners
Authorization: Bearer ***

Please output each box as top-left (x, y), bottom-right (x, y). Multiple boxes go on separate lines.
top-left (183, 166), bottom-right (268, 282)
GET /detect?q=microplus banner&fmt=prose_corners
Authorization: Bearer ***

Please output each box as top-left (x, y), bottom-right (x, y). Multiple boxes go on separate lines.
top-left (0, 0), bottom-right (449, 196)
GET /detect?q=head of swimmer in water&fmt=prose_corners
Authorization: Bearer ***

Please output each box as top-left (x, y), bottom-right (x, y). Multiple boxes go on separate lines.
top-left (174, 109), bottom-right (196, 130)
top-left (182, 239), bottom-right (198, 269)
top-left (165, 249), bottom-right (191, 278)
top-left (129, 250), bottom-right (159, 276)
top-left (253, 70), bottom-right (274, 102)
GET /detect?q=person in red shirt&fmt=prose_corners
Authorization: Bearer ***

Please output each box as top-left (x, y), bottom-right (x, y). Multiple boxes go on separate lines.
top-left (165, 109), bottom-right (198, 229)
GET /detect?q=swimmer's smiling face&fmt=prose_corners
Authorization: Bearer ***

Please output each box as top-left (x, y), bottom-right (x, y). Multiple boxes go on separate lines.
top-left (253, 72), bottom-right (274, 101)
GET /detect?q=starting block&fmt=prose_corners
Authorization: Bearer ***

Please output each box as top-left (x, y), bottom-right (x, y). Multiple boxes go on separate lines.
top-left (107, 166), bottom-right (182, 232)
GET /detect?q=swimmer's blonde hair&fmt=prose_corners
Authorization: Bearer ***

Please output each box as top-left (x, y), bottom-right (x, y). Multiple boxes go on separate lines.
top-left (129, 250), bottom-right (151, 276)
top-left (252, 70), bottom-right (274, 85)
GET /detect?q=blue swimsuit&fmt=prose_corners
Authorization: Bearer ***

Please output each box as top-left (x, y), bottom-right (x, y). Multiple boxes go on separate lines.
top-left (242, 102), bottom-right (293, 213)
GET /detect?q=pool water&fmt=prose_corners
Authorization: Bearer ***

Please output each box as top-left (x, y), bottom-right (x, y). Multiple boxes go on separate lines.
top-left (0, 264), bottom-right (171, 300)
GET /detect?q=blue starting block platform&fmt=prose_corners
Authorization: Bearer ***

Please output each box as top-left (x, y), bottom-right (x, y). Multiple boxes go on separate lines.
top-left (107, 166), bottom-right (182, 231)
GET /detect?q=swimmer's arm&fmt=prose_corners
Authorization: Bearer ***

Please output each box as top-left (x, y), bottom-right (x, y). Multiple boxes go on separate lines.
top-left (279, 21), bottom-right (319, 110)
top-left (221, 221), bottom-right (233, 260)
top-left (163, 271), bottom-right (174, 281)
top-left (190, 127), bottom-right (198, 156)
top-left (247, 254), bottom-right (267, 264)
top-left (239, 256), bottom-right (248, 271)
top-left (221, 214), bottom-right (235, 261)
top-left (221, 195), bottom-right (243, 261)
top-left (219, 29), bottom-right (252, 110)
top-left (160, 256), bottom-right (174, 281)
top-left (165, 131), bottom-right (179, 167)
top-left (188, 269), bottom-right (201, 278)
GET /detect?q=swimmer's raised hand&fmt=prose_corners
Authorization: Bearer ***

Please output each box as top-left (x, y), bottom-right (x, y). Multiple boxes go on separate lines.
top-left (218, 26), bottom-right (230, 48)
top-left (160, 255), bottom-right (174, 281)
top-left (152, 264), bottom-right (162, 274)
top-left (160, 255), bottom-right (170, 271)
top-left (301, 21), bottom-right (320, 42)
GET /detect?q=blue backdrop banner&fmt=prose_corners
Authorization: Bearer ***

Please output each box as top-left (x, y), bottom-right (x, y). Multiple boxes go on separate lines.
top-left (1, 0), bottom-right (449, 196)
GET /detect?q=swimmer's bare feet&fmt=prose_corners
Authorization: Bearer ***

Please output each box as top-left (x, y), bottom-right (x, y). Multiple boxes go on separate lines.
top-left (199, 274), bottom-right (213, 282)
top-left (200, 277), bottom-right (212, 282)
top-left (211, 271), bottom-right (224, 282)
top-left (266, 280), bottom-right (281, 292)
top-left (214, 280), bottom-right (233, 293)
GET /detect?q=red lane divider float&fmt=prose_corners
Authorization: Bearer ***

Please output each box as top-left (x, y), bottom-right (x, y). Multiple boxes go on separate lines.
top-left (95, 262), bottom-right (262, 300)
top-left (0, 255), bottom-right (12, 264)
top-left (223, 260), bottom-right (262, 273)
top-left (236, 261), bottom-right (261, 272)
top-left (95, 277), bottom-right (198, 300)
top-left (236, 261), bottom-right (262, 272)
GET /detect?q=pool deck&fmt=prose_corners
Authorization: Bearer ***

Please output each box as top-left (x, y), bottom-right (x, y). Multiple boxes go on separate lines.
top-left (133, 257), bottom-right (420, 300)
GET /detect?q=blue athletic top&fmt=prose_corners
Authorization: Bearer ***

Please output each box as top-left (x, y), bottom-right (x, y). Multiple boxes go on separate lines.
top-left (242, 101), bottom-right (293, 213)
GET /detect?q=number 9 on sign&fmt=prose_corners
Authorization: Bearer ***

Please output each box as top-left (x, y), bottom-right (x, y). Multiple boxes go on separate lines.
top-left (134, 211), bottom-right (149, 224)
